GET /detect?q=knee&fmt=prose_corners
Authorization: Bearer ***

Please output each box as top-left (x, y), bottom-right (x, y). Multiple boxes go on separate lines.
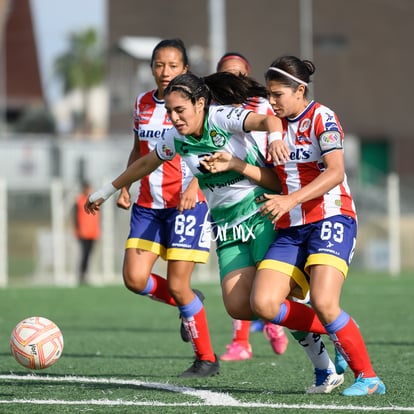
top-left (250, 296), bottom-right (281, 321)
top-left (309, 294), bottom-right (340, 324)
top-left (167, 280), bottom-right (182, 301)
top-left (123, 270), bottom-right (147, 293)
top-left (223, 296), bottom-right (252, 320)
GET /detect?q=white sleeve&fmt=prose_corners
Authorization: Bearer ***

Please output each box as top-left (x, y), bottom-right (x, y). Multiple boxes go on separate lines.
top-left (213, 105), bottom-right (252, 133)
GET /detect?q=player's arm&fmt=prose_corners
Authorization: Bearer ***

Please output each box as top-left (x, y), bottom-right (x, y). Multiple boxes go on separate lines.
top-left (117, 131), bottom-right (141, 210)
top-left (178, 177), bottom-right (200, 212)
top-left (259, 149), bottom-right (345, 224)
top-left (201, 152), bottom-right (281, 192)
top-left (243, 112), bottom-right (289, 165)
top-left (85, 150), bottom-right (163, 214)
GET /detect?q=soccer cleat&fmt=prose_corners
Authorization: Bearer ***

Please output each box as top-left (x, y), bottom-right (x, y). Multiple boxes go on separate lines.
top-left (263, 323), bottom-right (288, 355)
top-left (220, 341), bottom-right (252, 361)
top-left (334, 348), bottom-right (348, 375)
top-left (342, 374), bottom-right (386, 396)
top-left (307, 369), bottom-right (345, 394)
top-left (250, 319), bottom-right (265, 333)
top-left (179, 354), bottom-right (220, 378)
top-left (180, 289), bottom-right (205, 342)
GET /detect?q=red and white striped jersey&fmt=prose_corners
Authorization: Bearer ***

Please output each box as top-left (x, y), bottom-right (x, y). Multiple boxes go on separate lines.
top-left (274, 101), bottom-right (356, 228)
top-left (133, 90), bottom-right (204, 208)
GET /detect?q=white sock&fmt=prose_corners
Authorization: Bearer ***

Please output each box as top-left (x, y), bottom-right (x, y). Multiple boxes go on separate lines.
top-left (298, 332), bottom-right (336, 372)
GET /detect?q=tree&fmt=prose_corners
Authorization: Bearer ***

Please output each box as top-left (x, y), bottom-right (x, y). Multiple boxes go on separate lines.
top-left (54, 28), bottom-right (104, 134)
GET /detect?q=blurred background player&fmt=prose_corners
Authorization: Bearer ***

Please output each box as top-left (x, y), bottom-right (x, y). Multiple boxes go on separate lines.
top-left (215, 52), bottom-right (289, 361)
top-left (73, 181), bottom-right (101, 285)
top-left (115, 39), bottom-right (218, 378)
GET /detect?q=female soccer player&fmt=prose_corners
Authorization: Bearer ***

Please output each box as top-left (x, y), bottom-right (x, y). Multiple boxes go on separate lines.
top-left (214, 53), bottom-right (346, 394)
top-left (84, 70), bottom-right (288, 373)
top-left (215, 52), bottom-right (289, 361)
top-left (114, 39), bottom-right (217, 378)
top-left (203, 56), bottom-right (386, 397)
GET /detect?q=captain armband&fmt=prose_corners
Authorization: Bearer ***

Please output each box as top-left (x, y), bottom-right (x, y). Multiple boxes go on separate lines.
top-left (319, 131), bottom-right (343, 153)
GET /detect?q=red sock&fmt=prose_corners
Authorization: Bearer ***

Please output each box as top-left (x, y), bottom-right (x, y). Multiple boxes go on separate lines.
top-left (232, 319), bottom-right (250, 347)
top-left (279, 300), bottom-right (327, 334)
top-left (330, 317), bottom-right (376, 378)
top-left (183, 307), bottom-right (216, 362)
top-left (146, 273), bottom-right (177, 306)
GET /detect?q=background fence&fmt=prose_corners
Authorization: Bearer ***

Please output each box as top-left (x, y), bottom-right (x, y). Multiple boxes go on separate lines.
top-left (0, 135), bottom-right (412, 287)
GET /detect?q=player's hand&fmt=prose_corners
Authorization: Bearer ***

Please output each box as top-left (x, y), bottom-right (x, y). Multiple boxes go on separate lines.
top-left (116, 187), bottom-right (131, 210)
top-left (177, 191), bottom-right (196, 213)
top-left (259, 193), bottom-right (297, 224)
top-left (84, 182), bottom-right (117, 214)
top-left (84, 197), bottom-right (103, 215)
top-left (268, 140), bottom-right (289, 165)
top-left (201, 152), bottom-right (235, 173)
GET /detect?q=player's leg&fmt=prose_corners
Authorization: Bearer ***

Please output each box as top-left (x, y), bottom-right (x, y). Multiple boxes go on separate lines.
top-left (291, 330), bottom-right (344, 394)
top-left (217, 224), bottom-right (259, 361)
top-left (220, 319), bottom-right (253, 361)
top-left (164, 202), bottom-right (218, 378)
top-left (253, 227), bottom-right (343, 393)
top-left (289, 292), bottom-right (344, 394)
top-left (222, 212), bottom-right (285, 361)
top-left (167, 259), bottom-right (218, 377)
top-left (123, 205), bottom-right (177, 303)
top-left (308, 216), bottom-right (385, 396)
top-left (310, 264), bottom-right (385, 396)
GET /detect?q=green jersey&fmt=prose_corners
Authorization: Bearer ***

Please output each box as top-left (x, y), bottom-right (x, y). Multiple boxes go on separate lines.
top-left (156, 105), bottom-right (273, 229)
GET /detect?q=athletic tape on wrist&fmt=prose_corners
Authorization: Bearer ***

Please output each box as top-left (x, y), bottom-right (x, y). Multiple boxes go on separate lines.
top-left (89, 183), bottom-right (117, 203)
top-left (268, 131), bottom-right (283, 144)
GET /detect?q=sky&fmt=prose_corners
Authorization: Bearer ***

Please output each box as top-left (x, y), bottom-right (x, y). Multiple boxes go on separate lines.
top-left (29, 0), bottom-right (106, 105)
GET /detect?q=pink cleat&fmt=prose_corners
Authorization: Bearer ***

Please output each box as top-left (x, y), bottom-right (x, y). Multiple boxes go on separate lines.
top-left (220, 341), bottom-right (252, 361)
top-left (263, 323), bottom-right (288, 355)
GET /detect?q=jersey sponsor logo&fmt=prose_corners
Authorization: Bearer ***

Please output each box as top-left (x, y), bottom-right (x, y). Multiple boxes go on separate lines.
top-left (323, 112), bottom-right (340, 131)
top-left (138, 104), bottom-right (155, 124)
top-left (204, 174), bottom-right (244, 192)
top-left (289, 147), bottom-right (312, 160)
top-left (325, 122), bottom-right (339, 131)
top-left (297, 134), bottom-right (313, 144)
top-left (138, 127), bottom-right (171, 140)
top-left (226, 106), bottom-right (244, 120)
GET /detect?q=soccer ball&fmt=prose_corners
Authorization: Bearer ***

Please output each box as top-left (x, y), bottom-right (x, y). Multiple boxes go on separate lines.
top-left (10, 316), bottom-right (64, 370)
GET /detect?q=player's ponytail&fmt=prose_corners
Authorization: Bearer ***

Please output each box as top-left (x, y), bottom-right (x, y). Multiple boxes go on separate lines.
top-left (164, 72), bottom-right (267, 108)
top-left (203, 72), bottom-right (267, 105)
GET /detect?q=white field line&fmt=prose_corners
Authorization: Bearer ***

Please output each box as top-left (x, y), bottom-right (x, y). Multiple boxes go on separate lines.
top-left (0, 374), bottom-right (413, 412)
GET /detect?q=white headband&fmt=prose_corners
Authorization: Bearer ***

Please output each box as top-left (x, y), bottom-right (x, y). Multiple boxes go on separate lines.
top-left (267, 67), bottom-right (308, 86)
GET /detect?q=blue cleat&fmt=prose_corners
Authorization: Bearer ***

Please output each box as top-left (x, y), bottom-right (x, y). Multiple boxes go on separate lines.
top-left (334, 348), bottom-right (348, 374)
top-left (342, 374), bottom-right (386, 396)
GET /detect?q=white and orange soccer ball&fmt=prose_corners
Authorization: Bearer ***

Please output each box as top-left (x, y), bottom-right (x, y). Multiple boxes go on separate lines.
top-left (10, 316), bottom-right (64, 370)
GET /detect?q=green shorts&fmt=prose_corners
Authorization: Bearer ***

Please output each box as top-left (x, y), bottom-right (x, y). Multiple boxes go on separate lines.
top-left (216, 212), bottom-right (277, 281)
